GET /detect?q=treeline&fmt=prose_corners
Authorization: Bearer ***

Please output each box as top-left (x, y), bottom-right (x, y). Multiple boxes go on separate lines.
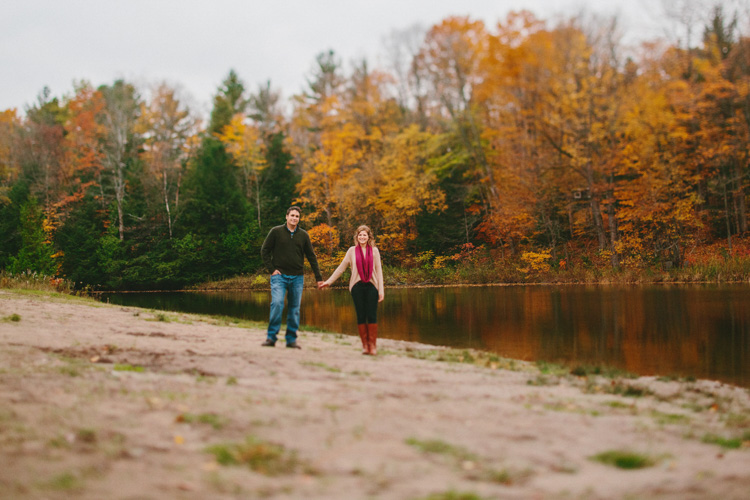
top-left (1, 6), bottom-right (749, 290)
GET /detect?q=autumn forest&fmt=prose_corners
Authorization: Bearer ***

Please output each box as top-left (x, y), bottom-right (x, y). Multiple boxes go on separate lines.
top-left (1, 7), bottom-right (750, 290)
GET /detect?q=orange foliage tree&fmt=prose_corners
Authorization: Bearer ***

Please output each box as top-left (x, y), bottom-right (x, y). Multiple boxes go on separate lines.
top-left (61, 83), bottom-right (106, 217)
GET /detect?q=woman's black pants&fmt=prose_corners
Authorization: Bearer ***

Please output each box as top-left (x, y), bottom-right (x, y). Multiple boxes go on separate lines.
top-left (350, 281), bottom-right (378, 325)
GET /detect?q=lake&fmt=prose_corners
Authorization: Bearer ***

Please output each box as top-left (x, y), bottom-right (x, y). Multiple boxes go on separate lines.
top-left (98, 284), bottom-right (750, 388)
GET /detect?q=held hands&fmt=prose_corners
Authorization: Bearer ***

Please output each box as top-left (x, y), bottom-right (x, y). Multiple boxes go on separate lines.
top-left (270, 271), bottom-right (327, 290)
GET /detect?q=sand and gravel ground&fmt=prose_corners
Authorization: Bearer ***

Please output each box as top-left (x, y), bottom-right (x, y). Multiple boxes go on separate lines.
top-left (1, 289), bottom-right (749, 499)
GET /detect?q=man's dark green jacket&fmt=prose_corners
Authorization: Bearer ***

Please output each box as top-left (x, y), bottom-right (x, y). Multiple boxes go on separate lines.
top-left (261, 224), bottom-right (323, 281)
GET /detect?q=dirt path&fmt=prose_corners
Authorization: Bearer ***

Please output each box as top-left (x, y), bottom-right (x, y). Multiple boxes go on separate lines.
top-left (1, 290), bottom-right (749, 499)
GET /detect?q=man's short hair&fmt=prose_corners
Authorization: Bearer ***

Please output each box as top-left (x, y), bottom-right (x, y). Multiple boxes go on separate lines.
top-left (287, 206), bottom-right (302, 215)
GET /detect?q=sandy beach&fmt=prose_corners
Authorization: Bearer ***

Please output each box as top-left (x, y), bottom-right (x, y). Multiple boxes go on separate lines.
top-left (1, 289), bottom-right (749, 499)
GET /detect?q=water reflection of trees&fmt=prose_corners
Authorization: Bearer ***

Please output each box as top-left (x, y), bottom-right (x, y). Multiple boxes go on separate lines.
top-left (472, 286), bottom-right (749, 386)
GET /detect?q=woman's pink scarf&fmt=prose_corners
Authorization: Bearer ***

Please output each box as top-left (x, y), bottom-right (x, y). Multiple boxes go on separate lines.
top-left (355, 245), bottom-right (373, 283)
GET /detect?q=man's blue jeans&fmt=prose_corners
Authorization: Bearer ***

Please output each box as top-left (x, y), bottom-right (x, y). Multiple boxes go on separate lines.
top-left (266, 274), bottom-right (304, 344)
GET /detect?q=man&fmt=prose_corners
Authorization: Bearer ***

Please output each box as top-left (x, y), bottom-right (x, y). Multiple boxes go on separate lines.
top-left (260, 206), bottom-right (324, 348)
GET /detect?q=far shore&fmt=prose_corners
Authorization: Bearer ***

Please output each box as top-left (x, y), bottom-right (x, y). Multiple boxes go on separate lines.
top-left (1, 289), bottom-right (749, 499)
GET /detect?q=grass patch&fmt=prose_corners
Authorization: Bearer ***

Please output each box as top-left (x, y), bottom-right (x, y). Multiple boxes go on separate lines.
top-left (682, 402), bottom-right (709, 413)
top-left (590, 450), bottom-right (656, 469)
top-left (527, 374), bottom-right (559, 386)
top-left (58, 365), bottom-right (80, 377)
top-left (2, 288), bottom-right (94, 305)
top-left (606, 400), bottom-right (634, 409)
top-left (43, 472), bottom-right (82, 491)
top-left (404, 347), bottom-right (522, 371)
top-left (570, 364), bottom-right (636, 379)
top-left (585, 380), bottom-right (652, 397)
top-left (49, 435), bottom-right (72, 449)
top-left (0, 271), bottom-right (74, 294)
top-left (651, 411), bottom-right (690, 425)
top-left (205, 436), bottom-right (302, 475)
top-left (177, 412), bottom-right (226, 430)
top-left (298, 323), bottom-right (335, 334)
top-left (657, 374), bottom-right (696, 383)
top-left (190, 273), bottom-right (270, 291)
top-left (723, 413), bottom-right (750, 429)
top-left (484, 468), bottom-right (512, 484)
top-left (417, 492), bottom-right (489, 500)
top-left (2, 313), bottom-right (21, 322)
top-left (536, 360), bottom-right (570, 376)
top-left (76, 428), bottom-right (97, 443)
top-left (406, 437), bottom-right (476, 462)
top-left (300, 361), bottom-right (342, 373)
top-left (405, 348), bottom-right (469, 363)
top-left (113, 364), bottom-right (145, 373)
top-left (145, 312), bottom-right (171, 322)
top-left (202, 315), bottom-right (267, 330)
top-left (617, 384), bottom-right (651, 397)
top-left (543, 401), bottom-right (600, 416)
top-left (191, 254), bottom-right (750, 289)
top-left (477, 466), bottom-right (535, 485)
top-left (701, 432), bottom-right (750, 449)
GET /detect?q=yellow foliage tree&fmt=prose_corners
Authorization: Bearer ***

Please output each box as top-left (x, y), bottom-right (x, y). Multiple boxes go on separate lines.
top-left (370, 125), bottom-right (447, 259)
top-left (217, 113), bottom-right (268, 228)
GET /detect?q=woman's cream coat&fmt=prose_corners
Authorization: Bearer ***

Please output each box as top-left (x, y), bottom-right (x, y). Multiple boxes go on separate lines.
top-left (323, 246), bottom-right (385, 298)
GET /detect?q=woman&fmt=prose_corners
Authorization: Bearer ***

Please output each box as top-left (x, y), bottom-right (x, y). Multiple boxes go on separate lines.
top-left (319, 225), bottom-right (385, 355)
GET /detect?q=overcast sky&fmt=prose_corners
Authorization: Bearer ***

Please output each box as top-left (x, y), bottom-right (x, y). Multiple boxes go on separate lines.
top-left (0, 0), bottom-right (699, 117)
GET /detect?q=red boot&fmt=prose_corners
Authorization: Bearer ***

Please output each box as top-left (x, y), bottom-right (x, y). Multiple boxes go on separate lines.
top-left (357, 324), bottom-right (369, 354)
top-left (367, 323), bottom-right (378, 355)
